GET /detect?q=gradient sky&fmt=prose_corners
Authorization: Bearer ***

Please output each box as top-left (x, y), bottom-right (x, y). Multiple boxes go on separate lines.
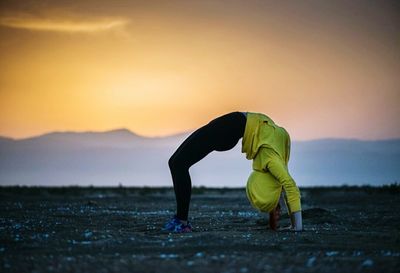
top-left (0, 0), bottom-right (399, 140)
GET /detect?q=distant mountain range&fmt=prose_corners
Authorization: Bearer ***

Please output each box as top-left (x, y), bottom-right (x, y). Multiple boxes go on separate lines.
top-left (0, 129), bottom-right (399, 187)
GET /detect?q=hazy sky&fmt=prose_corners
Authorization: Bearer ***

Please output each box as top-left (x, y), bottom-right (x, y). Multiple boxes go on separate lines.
top-left (0, 0), bottom-right (399, 140)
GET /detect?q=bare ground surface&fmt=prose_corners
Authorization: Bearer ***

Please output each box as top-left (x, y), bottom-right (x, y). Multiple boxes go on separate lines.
top-left (1, 186), bottom-right (399, 273)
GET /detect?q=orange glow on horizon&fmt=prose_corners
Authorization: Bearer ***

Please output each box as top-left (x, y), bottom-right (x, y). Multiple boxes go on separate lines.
top-left (0, 1), bottom-right (399, 140)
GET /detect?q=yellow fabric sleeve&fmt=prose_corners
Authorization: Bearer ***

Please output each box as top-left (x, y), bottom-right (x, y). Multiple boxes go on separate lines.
top-left (265, 157), bottom-right (301, 213)
top-left (253, 147), bottom-right (301, 213)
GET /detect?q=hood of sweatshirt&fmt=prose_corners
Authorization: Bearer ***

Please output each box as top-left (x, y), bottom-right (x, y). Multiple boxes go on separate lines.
top-left (241, 112), bottom-right (290, 164)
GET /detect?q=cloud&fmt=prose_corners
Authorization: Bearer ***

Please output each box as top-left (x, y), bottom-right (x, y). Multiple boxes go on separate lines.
top-left (0, 14), bottom-right (129, 33)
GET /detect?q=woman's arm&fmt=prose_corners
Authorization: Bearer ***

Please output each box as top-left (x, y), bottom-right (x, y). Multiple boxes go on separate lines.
top-left (281, 191), bottom-right (303, 231)
top-left (290, 211), bottom-right (303, 231)
top-left (265, 157), bottom-right (301, 215)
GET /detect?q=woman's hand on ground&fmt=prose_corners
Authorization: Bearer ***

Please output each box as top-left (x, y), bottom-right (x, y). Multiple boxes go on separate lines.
top-left (278, 225), bottom-right (303, 232)
top-left (278, 225), bottom-right (293, 231)
top-left (290, 211), bottom-right (303, 231)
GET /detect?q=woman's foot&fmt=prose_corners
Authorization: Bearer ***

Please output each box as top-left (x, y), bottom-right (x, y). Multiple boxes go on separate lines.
top-left (163, 215), bottom-right (193, 233)
top-left (269, 204), bottom-right (281, 231)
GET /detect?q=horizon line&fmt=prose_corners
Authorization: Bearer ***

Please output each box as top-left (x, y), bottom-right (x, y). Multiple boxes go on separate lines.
top-left (0, 128), bottom-right (399, 142)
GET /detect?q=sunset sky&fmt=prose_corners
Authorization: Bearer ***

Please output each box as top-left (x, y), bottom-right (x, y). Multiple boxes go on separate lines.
top-left (0, 0), bottom-right (399, 140)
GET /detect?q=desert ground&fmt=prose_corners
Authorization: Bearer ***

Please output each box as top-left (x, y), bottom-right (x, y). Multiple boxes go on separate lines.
top-left (1, 185), bottom-right (399, 273)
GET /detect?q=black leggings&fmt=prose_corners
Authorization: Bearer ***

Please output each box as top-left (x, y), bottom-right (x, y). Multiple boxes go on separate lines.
top-left (168, 111), bottom-right (247, 220)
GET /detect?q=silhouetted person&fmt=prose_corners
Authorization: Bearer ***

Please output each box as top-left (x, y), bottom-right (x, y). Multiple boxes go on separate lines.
top-left (164, 111), bottom-right (302, 233)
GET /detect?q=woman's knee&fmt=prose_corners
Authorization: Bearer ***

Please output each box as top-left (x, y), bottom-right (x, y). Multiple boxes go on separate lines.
top-left (168, 155), bottom-right (176, 170)
top-left (168, 155), bottom-right (186, 171)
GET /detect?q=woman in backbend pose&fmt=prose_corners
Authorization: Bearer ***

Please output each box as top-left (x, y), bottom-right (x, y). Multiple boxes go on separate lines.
top-left (164, 111), bottom-right (303, 233)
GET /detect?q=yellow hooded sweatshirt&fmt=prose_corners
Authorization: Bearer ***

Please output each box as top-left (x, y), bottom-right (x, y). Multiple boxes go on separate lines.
top-left (242, 112), bottom-right (301, 213)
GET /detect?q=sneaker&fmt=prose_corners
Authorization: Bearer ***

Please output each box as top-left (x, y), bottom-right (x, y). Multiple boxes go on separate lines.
top-left (163, 215), bottom-right (193, 233)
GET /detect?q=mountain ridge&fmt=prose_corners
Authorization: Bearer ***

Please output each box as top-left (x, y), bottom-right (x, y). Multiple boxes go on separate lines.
top-left (0, 129), bottom-right (399, 187)
top-left (1, 129), bottom-right (398, 143)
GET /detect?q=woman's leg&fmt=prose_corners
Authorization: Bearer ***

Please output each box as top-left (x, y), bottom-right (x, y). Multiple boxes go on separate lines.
top-left (168, 111), bottom-right (246, 221)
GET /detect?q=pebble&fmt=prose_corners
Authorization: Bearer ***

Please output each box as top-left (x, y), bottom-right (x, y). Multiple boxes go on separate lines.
top-left (84, 230), bottom-right (93, 239)
top-left (160, 254), bottom-right (178, 259)
top-left (361, 259), bottom-right (374, 267)
top-left (380, 250), bottom-right (400, 256)
top-left (306, 256), bottom-right (316, 267)
top-left (326, 251), bottom-right (339, 257)
top-left (237, 211), bottom-right (258, 217)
